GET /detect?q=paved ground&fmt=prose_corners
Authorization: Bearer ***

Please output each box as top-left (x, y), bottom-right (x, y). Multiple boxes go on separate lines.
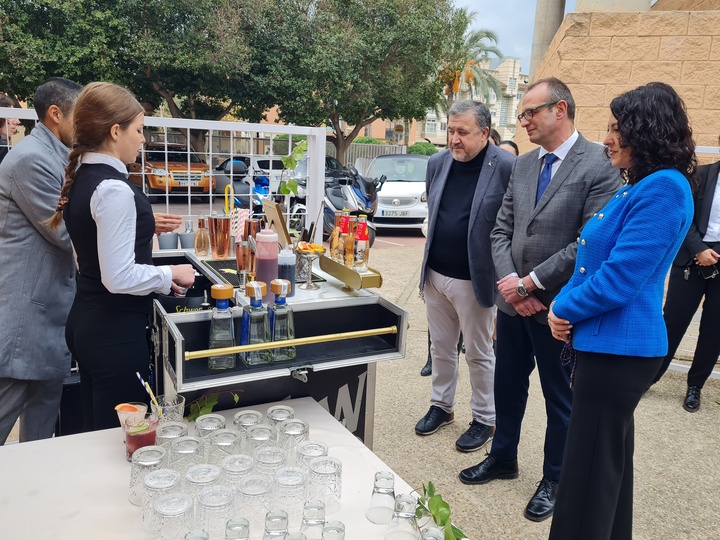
top-left (8, 214), bottom-right (720, 539)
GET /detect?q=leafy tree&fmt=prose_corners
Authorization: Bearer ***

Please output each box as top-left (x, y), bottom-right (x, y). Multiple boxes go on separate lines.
top-left (272, 0), bottom-right (453, 165)
top-left (437, 8), bottom-right (502, 113)
top-left (408, 142), bottom-right (438, 156)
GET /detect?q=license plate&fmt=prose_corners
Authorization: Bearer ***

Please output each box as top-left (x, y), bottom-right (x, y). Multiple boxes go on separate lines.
top-left (178, 181), bottom-right (200, 187)
top-left (382, 210), bottom-right (409, 217)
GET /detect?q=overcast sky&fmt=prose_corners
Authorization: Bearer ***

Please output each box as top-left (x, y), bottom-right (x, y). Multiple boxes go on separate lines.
top-left (453, 0), bottom-right (577, 75)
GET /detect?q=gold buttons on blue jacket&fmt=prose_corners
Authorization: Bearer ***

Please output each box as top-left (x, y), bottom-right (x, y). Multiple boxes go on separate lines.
top-left (598, 213), bottom-right (604, 220)
top-left (581, 239), bottom-right (586, 246)
top-left (580, 267), bottom-right (586, 273)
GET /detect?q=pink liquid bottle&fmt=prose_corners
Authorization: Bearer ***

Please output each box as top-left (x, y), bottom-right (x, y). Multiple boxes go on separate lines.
top-left (255, 228), bottom-right (279, 303)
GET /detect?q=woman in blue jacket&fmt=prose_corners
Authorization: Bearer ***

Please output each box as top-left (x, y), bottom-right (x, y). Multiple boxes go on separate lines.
top-left (547, 82), bottom-right (696, 540)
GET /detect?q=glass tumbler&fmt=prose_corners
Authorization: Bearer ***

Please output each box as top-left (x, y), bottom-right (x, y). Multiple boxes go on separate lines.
top-left (246, 424), bottom-right (277, 453)
top-left (384, 494), bottom-right (420, 540)
top-left (253, 446), bottom-right (288, 477)
top-left (286, 534), bottom-right (308, 540)
top-left (185, 531), bottom-right (209, 540)
top-left (236, 474), bottom-right (273, 539)
top-left (116, 401), bottom-right (148, 443)
top-left (196, 485), bottom-right (236, 539)
top-left (151, 394), bottom-right (186, 423)
top-left (220, 454), bottom-right (255, 486)
top-left (265, 405), bottom-right (294, 426)
top-left (262, 509), bottom-right (289, 539)
top-left (125, 413), bottom-right (160, 461)
top-left (365, 470), bottom-right (396, 524)
top-left (156, 421), bottom-right (189, 447)
top-left (153, 493), bottom-right (194, 540)
top-left (232, 409), bottom-right (264, 433)
top-left (170, 436), bottom-right (206, 474)
top-left (276, 418), bottom-right (309, 463)
top-left (272, 466), bottom-right (308, 528)
top-left (184, 464), bottom-right (222, 498)
top-left (299, 500), bottom-right (325, 540)
top-left (225, 517), bottom-right (251, 539)
top-left (321, 520), bottom-right (345, 540)
top-left (308, 456), bottom-right (342, 515)
top-left (207, 429), bottom-right (243, 464)
top-left (143, 469), bottom-right (182, 532)
top-left (295, 441), bottom-right (328, 472)
top-left (195, 413), bottom-right (227, 438)
top-left (129, 445), bottom-right (167, 506)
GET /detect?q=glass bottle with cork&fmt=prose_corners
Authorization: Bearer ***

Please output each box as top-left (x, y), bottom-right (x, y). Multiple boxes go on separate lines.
top-left (344, 215), bottom-right (357, 267)
top-left (240, 281), bottom-right (272, 366)
top-left (208, 283), bottom-right (235, 370)
top-left (268, 279), bottom-right (296, 362)
top-left (194, 216), bottom-right (210, 256)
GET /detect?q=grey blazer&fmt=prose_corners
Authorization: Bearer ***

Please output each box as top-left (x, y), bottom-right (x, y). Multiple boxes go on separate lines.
top-left (491, 133), bottom-right (622, 323)
top-left (420, 145), bottom-right (516, 308)
top-left (0, 123), bottom-right (76, 381)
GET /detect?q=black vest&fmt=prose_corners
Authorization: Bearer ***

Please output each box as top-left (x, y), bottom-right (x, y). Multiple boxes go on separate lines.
top-left (65, 163), bottom-right (156, 313)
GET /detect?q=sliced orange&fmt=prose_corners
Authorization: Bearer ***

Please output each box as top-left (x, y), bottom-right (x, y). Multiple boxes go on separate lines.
top-left (115, 403), bottom-right (142, 412)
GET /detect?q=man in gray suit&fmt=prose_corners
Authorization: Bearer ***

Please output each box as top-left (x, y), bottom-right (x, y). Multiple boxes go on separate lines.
top-left (415, 100), bottom-right (515, 453)
top-left (0, 77), bottom-right (82, 444)
top-left (459, 78), bottom-right (621, 522)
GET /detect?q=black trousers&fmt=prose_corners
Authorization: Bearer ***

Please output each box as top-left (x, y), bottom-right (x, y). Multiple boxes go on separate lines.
top-left (65, 298), bottom-right (151, 431)
top-left (491, 310), bottom-right (572, 481)
top-left (653, 264), bottom-right (720, 387)
top-left (549, 351), bottom-right (662, 540)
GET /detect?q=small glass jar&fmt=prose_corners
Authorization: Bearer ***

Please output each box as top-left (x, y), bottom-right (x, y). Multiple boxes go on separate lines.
top-left (142, 468), bottom-right (181, 532)
top-left (220, 453), bottom-right (255, 486)
top-left (265, 404), bottom-right (294, 426)
top-left (321, 520), bottom-right (345, 540)
top-left (196, 485), bottom-right (236, 540)
top-left (295, 440), bottom-right (328, 472)
top-left (195, 413), bottom-right (227, 438)
top-left (299, 500), bottom-right (326, 540)
top-left (246, 424), bottom-right (276, 453)
top-left (184, 464), bottom-right (222, 497)
top-left (156, 421), bottom-right (189, 447)
top-left (184, 531), bottom-right (209, 540)
top-left (233, 409), bottom-right (265, 432)
top-left (152, 493), bottom-right (194, 540)
top-left (207, 429), bottom-right (243, 464)
top-left (365, 470), bottom-right (395, 525)
top-left (225, 517), bottom-right (251, 539)
top-left (170, 436), bottom-right (205, 474)
top-left (129, 445), bottom-right (167, 506)
top-left (262, 509), bottom-right (289, 539)
top-left (254, 446), bottom-right (288, 477)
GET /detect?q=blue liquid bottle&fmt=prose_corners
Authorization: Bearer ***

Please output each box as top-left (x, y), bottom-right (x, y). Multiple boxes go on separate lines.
top-left (240, 281), bottom-right (272, 366)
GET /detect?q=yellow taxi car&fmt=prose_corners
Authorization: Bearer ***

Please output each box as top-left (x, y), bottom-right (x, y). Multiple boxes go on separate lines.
top-left (128, 143), bottom-right (214, 200)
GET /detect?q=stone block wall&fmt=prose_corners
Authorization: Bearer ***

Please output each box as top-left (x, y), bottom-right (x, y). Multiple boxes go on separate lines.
top-left (515, 10), bottom-right (720, 162)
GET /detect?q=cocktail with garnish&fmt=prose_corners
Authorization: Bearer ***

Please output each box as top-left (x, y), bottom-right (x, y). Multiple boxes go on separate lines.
top-left (125, 413), bottom-right (159, 461)
top-left (115, 402), bottom-right (148, 443)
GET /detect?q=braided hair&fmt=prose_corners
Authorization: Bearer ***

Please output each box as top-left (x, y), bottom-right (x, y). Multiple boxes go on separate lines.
top-left (47, 82), bottom-right (144, 229)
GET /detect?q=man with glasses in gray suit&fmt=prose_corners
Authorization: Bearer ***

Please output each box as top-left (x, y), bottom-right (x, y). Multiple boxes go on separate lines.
top-left (459, 78), bottom-right (621, 522)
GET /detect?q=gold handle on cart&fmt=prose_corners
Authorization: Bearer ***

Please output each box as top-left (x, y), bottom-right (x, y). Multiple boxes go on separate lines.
top-left (184, 325), bottom-right (398, 361)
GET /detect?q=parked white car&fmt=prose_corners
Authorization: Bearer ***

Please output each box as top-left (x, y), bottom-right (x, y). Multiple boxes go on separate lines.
top-left (366, 154), bottom-right (430, 235)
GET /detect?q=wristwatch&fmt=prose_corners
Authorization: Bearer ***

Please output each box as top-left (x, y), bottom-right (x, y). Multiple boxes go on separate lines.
top-left (516, 278), bottom-right (529, 298)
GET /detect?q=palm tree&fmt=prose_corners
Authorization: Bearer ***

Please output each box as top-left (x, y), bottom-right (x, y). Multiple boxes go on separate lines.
top-left (437, 8), bottom-right (503, 114)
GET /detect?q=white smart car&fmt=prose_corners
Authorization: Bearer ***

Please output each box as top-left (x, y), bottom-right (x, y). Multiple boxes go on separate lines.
top-left (366, 154), bottom-right (430, 235)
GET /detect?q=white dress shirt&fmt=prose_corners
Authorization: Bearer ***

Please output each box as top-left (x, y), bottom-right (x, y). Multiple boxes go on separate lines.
top-left (83, 153), bottom-right (173, 295)
top-left (703, 171), bottom-right (720, 243)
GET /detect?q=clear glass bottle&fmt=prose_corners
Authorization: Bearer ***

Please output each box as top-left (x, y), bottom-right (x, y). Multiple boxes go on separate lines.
top-left (335, 210), bottom-right (350, 264)
top-left (353, 214), bottom-right (370, 272)
top-left (194, 216), bottom-right (210, 256)
top-left (329, 210), bottom-right (342, 262)
top-left (240, 281), bottom-right (272, 366)
top-left (269, 279), bottom-right (296, 362)
top-left (208, 284), bottom-right (235, 370)
top-left (344, 215), bottom-right (357, 267)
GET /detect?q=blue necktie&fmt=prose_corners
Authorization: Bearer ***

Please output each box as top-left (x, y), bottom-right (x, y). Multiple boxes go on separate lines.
top-left (536, 153), bottom-right (558, 205)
